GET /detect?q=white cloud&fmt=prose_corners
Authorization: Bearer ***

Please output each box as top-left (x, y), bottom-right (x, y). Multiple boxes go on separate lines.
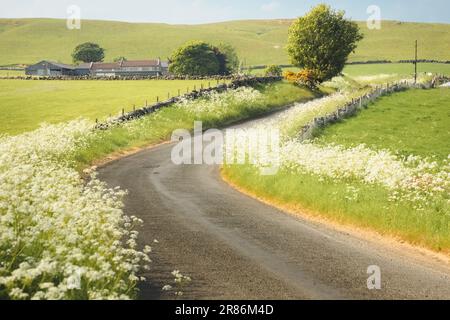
top-left (261, 1), bottom-right (281, 13)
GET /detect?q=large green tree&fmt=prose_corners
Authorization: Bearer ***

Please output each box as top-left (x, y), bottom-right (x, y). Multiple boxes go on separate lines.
top-left (169, 41), bottom-right (220, 76)
top-left (287, 4), bottom-right (363, 83)
top-left (72, 42), bottom-right (105, 63)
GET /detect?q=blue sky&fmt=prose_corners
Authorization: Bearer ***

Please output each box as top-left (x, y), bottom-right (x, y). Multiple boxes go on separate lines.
top-left (2, 0), bottom-right (450, 24)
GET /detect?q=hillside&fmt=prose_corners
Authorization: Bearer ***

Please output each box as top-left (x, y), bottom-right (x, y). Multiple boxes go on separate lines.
top-left (0, 18), bottom-right (449, 66)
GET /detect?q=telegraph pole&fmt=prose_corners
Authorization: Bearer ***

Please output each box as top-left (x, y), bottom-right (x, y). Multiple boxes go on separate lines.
top-left (414, 40), bottom-right (418, 84)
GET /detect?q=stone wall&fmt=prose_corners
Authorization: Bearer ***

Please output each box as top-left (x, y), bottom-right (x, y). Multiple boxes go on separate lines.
top-left (95, 76), bottom-right (282, 130)
top-left (298, 76), bottom-right (446, 142)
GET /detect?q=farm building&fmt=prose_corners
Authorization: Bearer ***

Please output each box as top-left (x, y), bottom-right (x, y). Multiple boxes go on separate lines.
top-left (91, 59), bottom-right (168, 77)
top-left (25, 60), bottom-right (77, 76)
top-left (25, 58), bottom-right (169, 77)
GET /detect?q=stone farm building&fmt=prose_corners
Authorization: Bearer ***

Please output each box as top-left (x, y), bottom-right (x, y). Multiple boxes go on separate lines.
top-left (25, 59), bottom-right (169, 77)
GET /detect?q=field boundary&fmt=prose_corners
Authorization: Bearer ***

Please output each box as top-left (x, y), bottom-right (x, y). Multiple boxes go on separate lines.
top-left (95, 76), bottom-right (282, 130)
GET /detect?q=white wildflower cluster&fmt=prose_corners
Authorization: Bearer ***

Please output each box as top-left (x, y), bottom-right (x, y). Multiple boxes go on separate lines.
top-left (227, 84), bottom-right (449, 210)
top-left (162, 270), bottom-right (192, 297)
top-left (176, 87), bottom-right (262, 114)
top-left (0, 120), bottom-right (150, 300)
top-left (245, 92), bottom-right (351, 139)
top-left (276, 141), bottom-right (450, 208)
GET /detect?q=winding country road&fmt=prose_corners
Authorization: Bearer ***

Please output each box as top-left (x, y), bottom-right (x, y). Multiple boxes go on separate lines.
top-left (98, 110), bottom-right (450, 300)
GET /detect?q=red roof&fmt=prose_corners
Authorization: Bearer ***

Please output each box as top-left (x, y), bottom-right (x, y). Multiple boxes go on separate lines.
top-left (91, 62), bottom-right (120, 70)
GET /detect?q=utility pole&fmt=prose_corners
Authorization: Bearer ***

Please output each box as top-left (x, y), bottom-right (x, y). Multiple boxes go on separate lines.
top-left (414, 40), bottom-right (418, 84)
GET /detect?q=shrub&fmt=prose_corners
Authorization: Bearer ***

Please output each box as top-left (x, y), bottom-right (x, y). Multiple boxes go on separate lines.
top-left (264, 65), bottom-right (283, 77)
top-left (284, 69), bottom-right (319, 89)
top-left (169, 41), bottom-right (220, 76)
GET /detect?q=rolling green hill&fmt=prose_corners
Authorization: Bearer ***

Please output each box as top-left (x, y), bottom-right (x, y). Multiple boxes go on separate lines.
top-left (0, 18), bottom-right (449, 66)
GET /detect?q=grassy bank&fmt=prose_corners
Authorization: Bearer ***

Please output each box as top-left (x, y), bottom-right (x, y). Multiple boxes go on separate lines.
top-left (222, 164), bottom-right (449, 252)
top-left (222, 85), bottom-right (450, 253)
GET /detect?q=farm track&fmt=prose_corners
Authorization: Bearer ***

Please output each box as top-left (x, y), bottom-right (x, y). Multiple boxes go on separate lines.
top-left (98, 107), bottom-right (450, 300)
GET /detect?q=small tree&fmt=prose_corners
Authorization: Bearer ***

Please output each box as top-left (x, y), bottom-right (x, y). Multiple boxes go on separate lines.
top-left (287, 4), bottom-right (363, 84)
top-left (169, 41), bottom-right (220, 76)
top-left (72, 42), bottom-right (105, 63)
top-left (264, 65), bottom-right (283, 77)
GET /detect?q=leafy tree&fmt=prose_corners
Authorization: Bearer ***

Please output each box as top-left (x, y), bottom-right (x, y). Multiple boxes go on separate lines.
top-left (287, 4), bottom-right (363, 83)
top-left (169, 41), bottom-right (220, 76)
top-left (264, 65), bottom-right (283, 77)
top-left (216, 43), bottom-right (240, 74)
top-left (113, 56), bottom-right (127, 62)
top-left (72, 42), bottom-right (105, 63)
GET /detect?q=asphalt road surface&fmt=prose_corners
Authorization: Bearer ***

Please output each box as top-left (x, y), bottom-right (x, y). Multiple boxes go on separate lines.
top-left (98, 112), bottom-right (450, 300)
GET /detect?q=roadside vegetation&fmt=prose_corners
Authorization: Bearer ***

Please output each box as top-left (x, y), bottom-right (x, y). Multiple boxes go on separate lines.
top-left (0, 121), bottom-right (152, 300)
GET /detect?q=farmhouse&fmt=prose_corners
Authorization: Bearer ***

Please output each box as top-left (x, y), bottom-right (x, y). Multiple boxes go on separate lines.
top-left (91, 59), bottom-right (168, 77)
top-left (25, 58), bottom-right (169, 77)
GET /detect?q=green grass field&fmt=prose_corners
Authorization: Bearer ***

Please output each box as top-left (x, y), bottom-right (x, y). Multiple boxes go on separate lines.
top-left (0, 70), bottom-right (24, 77)
top-left (316, 88), bottom-right (450, 160)
top-left (0, 18), bottom-right (449, 66)
top-left (0, 79), bottom-right (222, 135)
